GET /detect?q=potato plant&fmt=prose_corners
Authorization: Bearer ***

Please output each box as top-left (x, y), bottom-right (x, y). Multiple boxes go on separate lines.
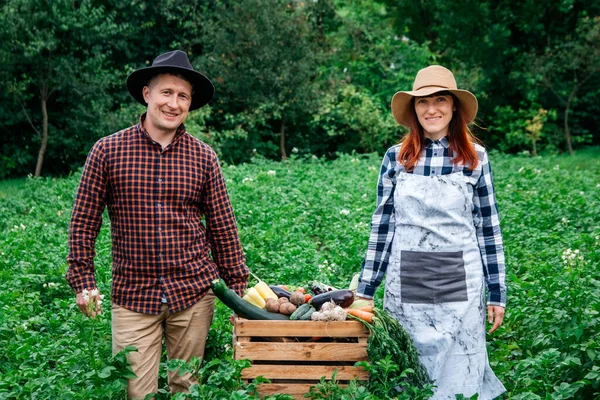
top-left (0, 148), bottom-right (598, 399)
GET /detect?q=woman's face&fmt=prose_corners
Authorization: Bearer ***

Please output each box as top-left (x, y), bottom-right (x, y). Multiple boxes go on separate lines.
top-left (414, 94), bottom-right (455, 140)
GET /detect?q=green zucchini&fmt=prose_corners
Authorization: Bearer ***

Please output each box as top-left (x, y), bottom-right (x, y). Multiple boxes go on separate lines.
top-left (211, 279), bottom-right (290, 320)
top-left (299, 307), bottom-right (316, 320)
top-left (290, 303), bottom-right (311, 320)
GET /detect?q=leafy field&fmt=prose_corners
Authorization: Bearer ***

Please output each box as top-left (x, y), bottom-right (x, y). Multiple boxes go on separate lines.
top-left (0, 149), bottom-right (599, 399)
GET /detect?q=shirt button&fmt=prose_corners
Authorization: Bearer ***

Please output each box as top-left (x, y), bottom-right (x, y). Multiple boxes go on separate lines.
top-left (434, 153), bottom-right (438, 156)
top-left (431, 170), bottom-right (436, 174)
top-left (160, 276), bottom-right (164, 282)
top-left (158, 227), bottom-right (162, 232)
top-left (158, 178), bottom-right (163, 183)
top-left (159, 253), bottom-right (164, 258)
top-left (157, 203), bottom-right (162, 208)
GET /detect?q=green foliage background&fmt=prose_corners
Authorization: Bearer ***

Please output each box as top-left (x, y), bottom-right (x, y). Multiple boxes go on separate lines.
top-left (1, 0), bottom-right (599, 178)
top-left (0, 149), bottom-right (599, 398)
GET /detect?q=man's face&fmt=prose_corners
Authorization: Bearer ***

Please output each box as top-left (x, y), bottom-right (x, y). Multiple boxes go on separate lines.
top-left (142, 74), bottom-right (193, 136)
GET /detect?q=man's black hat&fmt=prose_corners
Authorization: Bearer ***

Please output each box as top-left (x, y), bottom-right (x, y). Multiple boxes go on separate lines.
top-left (126, 50), bottom-right (215, 111)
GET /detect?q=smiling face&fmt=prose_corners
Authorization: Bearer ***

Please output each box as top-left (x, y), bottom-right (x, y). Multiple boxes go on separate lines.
top-left (142, 73), bottom-right (193, 138)
top-left (414, 93), bottom-right (455, 140)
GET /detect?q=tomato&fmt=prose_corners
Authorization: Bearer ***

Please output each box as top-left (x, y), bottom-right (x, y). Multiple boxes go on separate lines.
top-left (304, 294), bottom-right (312, 302)
top-left (296, 287), bottom-right (306, 293)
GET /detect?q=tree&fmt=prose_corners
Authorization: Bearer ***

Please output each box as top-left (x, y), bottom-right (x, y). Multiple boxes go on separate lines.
top-left (0, 0), bottom-right (117, 176)
top-left (197, 0), bottom-right (323, 159)
top-left (526, 16), bottom-right (600, 155)
top-left (383, 0), bottom-right (600, 152)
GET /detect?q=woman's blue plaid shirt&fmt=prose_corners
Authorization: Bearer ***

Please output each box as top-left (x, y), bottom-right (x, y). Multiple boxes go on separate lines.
top-left (357, 137), bottom-right (507, 307)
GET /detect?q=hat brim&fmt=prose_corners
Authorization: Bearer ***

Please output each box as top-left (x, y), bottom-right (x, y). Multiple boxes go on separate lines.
top-left (126, 66), bottom-right (215, 111)
top-left (391, 87), bottom-right (478, 127)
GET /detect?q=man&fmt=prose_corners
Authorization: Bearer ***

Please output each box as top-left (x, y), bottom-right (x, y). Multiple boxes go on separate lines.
top-left (66, 50), bottom-right (248, 399)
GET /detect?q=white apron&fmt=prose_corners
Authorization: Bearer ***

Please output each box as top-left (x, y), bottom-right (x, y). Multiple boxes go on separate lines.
top-left (385, 172), bottom-right (505, 399)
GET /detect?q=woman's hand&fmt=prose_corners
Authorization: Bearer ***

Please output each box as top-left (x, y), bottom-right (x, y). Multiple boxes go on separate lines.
top-left (487, 305), bottom-right (505, 334)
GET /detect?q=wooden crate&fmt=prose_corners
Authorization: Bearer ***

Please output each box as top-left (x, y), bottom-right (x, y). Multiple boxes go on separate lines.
top-left (233, 316), bottom-right (370, 399)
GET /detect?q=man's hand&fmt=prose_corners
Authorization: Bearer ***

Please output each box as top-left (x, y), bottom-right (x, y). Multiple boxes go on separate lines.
top-left (487, 305), bottom-right (505, 334)
top-left (76, 289), bottom-right (103, 318)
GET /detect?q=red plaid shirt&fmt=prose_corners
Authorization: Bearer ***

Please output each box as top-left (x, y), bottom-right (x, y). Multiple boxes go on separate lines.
top-left (66, 114), bottom-right (248, 314)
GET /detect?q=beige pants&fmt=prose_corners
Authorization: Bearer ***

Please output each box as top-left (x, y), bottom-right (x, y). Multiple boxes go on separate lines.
top-left (112, 291), bottom-right (215, 400)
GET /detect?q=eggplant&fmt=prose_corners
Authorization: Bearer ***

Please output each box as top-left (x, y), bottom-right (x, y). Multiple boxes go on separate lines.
top-left (310, 281), bottom-right (337, 295)
top-left (309, 289), bottom-right (355, 310)
top-left (269, 285), bottom-right (291, 299)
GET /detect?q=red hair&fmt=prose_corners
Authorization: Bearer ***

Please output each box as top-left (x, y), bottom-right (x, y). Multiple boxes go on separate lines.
top-left (398, 93), bottom-right (480, 172)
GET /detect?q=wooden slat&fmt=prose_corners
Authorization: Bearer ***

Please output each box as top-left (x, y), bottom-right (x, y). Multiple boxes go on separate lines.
top-left (235, 318), bottom-right (370, 337)
top-left (235, 341), bottom-right (367, 362)
top-left (241, 364), bottom-right (368, 380)
top-left (255, 383), bottom-right (348, 399)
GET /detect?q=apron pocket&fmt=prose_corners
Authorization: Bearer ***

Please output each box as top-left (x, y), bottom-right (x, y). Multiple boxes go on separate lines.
top-left (400, 250), bottom-right (468, 304)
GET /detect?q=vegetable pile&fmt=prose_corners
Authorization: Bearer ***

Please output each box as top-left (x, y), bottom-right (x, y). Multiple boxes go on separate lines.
top-left (211, 274), bottom-right (431, 393)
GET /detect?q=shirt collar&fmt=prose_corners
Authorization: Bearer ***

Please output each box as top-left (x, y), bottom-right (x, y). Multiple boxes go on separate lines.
top-left (137, 113), bottom-right (187, 146)
top-left (424, 136), bottom-right (450, 149)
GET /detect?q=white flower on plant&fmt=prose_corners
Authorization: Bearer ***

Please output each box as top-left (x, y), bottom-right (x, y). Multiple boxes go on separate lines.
top-left (580, 191), bottom-right (585, 195)
top-left (561, 217), bottom-right (569, 224)
top-left (351, 158), bottom-right (359, 163)
top-left (228, 165), bottom-right (236, 169)
top-left (553, 165), bottom-right (560, 170)
top-left (340, 209), bottom-right (350, 216)
top-left (362, 193), bottom-right (367, 198)
top-left (368, 165), bottom-right (377, 171)
top-left (292, 147), bottom-right (299, 154)
top-left (43, 283), bottom-right (48, 288)
top-left (48, 282), bottom-right (57, 288)
top-left (562, 248), bottom-right (584, 267)
top-left (20, 223), bottom-right (25, 230)
top-left (242, 177), bottom-right (253, 184)
top-left (535, 169), bottom-right (541, 174)
top-left (343, 67), bottom-right (348, 73)
top-left (267, 170), bottom-right (276, 176)
top-left (390, 63), bottom-right (395, 70)
top-left (518, 167), bottom-right (525, 173)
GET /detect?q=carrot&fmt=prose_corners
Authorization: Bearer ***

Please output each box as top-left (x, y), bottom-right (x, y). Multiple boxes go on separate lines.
top-left (355, 305), bottom-right (374, 313)
top-left (346, 308), bottom-right (375, 323)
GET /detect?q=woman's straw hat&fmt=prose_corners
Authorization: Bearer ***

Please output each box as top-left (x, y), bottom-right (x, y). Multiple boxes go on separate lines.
top-left (391, 65), bottom-right (478, 127)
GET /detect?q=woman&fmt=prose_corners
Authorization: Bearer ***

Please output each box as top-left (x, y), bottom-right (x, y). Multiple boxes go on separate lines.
top-left (357, 65), bottom-right (507, 399)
